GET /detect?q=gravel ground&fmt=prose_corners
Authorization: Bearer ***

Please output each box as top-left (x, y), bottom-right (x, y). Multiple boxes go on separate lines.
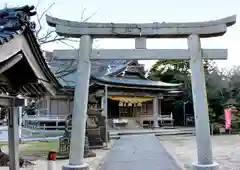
top-left (158, 135), bottom-right (240, 170)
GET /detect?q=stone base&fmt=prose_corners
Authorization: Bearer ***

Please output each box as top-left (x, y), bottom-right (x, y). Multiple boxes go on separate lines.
top-left (62, 163), bottom-right (89, 170)
top-left (192, 162), bottom-right (219, 170)
top-left (84, 150), bottom-right (96, 158)
top-left (152, 126), bottom-right (159, 129)
top-left (102, 146), bottom-right (110, 150)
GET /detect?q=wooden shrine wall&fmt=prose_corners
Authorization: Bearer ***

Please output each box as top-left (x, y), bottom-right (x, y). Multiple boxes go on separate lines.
top-left (36, 96), bottom-right (73, 116)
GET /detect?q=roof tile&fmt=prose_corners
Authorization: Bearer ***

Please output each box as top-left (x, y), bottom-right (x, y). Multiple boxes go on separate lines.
top-left (0, 5), bottom-right (61, 95)
top-left (48, 58), bottom-right (130, 87)
top-left (0, 5), bottom-right (36, 45)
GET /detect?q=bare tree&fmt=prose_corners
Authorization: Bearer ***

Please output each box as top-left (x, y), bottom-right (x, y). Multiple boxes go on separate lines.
top-left (36, 1), bottom-right (100, 80)
top-left (34, 1), bottom-right (97, 48)
top-left (34, 1), bottom-right (102, 88)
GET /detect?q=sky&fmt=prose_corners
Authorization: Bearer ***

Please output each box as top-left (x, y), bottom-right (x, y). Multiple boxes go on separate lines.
top-left (1, 0), bottom-right (240, 70)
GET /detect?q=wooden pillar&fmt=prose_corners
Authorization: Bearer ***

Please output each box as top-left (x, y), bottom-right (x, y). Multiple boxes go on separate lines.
top-left (46, 96), bottom-right (51, 116)
top-left (101, 96), bottom-right (104, 116)
top-left (8, 98), bottom-right (24, 170)
top-left (153, 97), bottom-right (159, 128)
top-left (159, 97), bottom-right (162, 126)
top-left (104, 85), bottom-right (109, 148)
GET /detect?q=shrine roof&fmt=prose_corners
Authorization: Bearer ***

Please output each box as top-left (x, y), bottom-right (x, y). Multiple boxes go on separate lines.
top-left (0, 5), bottom-right (35, 45)
top-left (0, 5), bottom-right (61, 97)
top-left (47, 53), bottom-right (181, 89)
top-left (93, 75), bottom-right (181, 88)
top-left (48, 57), bottom-right (131, 87)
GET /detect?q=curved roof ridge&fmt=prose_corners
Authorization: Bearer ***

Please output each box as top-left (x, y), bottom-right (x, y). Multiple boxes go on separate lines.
top-left (0, 5), bottom-right (36, 45)
top-left (0, 5), bottom-right (61, 95)
top-left (93, 75), bottom-right (181, 87)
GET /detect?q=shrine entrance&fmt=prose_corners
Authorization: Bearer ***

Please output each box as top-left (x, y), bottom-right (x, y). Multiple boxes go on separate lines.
top-left (47, 14), bottom-right (236, 170)
top-left (108, 96), bottom-right (152, 118)
top-left (107, 96), bottom-right (155, 129)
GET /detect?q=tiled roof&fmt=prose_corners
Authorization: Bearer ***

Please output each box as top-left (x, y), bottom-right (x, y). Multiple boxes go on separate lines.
top-left (48, 58), bottom-right (130, 87)
top-left (48, 56), bottom-right (181, 89)
top-left (93, 76), bottom-right (181, 88)
top-left (0, 5), bottom-right (61, 96)
top-left (0, 5), bottom-right (36, 45)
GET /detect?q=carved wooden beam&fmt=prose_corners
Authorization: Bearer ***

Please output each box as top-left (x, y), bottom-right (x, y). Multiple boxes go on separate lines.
top-left (95, 89), bottom-right (164, 98)
top-left (46, 15), bottom-right (236, 38)
top-left (0, 94), bottom-right (13, 106)
top-left (0, 54), bottom-right (23, 75)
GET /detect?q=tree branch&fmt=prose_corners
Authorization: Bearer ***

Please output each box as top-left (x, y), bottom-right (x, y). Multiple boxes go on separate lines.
top-left (34, 2), bottom-right (100, 81)
top-left (35, 2), bottom-right (56, 38)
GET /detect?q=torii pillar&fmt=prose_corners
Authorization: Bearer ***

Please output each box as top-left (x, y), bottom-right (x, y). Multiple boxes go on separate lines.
top-left (188, 35), bottom-right (219, 169)
top-left (46, 14), bottom-right (236, 170)
top-left (62, 35), bottom-right (92, 170)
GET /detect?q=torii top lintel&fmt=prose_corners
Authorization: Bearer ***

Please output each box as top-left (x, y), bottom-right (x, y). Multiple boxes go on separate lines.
top-left (46, 15), bottom-right (236, 38)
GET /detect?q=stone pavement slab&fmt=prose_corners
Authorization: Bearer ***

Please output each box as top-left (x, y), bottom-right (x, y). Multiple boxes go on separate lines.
top-left (99, 134), bottom-right (182, 170)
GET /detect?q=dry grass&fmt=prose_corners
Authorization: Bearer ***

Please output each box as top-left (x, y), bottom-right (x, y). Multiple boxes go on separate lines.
top-left (20, 140), bottom-right (59, 160)
top-left (1, 140), bottom-right (59, 160)
top-left (0, 142), bottom-right (7, 148)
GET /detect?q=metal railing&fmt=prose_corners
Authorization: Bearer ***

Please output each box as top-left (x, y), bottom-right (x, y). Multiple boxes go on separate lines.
top-left (23, 114), bottom-right (67, 121)
top-left (26, 124), bottom-right (69, 130)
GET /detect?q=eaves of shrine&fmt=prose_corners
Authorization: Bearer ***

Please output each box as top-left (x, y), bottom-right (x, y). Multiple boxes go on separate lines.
top-left (0, 5), bottom-right (62, 105)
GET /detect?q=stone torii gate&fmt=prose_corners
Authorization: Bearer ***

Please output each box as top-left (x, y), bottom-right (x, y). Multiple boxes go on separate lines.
top-left (47, 15), bottom-right (236, 170)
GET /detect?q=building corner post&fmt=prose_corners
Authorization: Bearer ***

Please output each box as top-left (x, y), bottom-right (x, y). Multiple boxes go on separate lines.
top-left (62, 35), bottom-right (92, 170)
top-left (101, 96), bottom-right (105, 116)
top-left (104, 85), bottom-right (109, 148)
top-left (8, 98), bottom-right (20, 170)
top-left (153, 96), bottom-right (159, 128)
top-left (188, 34), bottom-right (219, 170)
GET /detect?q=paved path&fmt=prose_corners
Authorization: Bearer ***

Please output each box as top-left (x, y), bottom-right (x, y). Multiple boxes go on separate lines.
top-left (99, 134), bottom-right (182, 170)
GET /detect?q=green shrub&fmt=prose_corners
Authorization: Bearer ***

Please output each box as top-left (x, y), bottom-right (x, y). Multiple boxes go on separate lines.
top-left (231, 121), bottom-right (240, 130)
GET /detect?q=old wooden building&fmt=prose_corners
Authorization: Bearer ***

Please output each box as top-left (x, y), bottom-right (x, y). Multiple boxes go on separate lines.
top-left (23, 50), bottom-right (182, 134)
top-left (0, 5), bottom-right (65, 168)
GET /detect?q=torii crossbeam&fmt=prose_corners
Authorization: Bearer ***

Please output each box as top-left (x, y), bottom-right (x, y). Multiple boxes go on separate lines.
top-left (46, 15), bottom-right (236, 38)
top-left (47, 15), bottom-right (236, 170)
top-left (54, 49), bottom-right (227, 60)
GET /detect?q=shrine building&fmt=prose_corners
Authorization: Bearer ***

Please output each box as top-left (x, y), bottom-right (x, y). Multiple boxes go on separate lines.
top-left (22, 51), bottom-right (182, 136)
